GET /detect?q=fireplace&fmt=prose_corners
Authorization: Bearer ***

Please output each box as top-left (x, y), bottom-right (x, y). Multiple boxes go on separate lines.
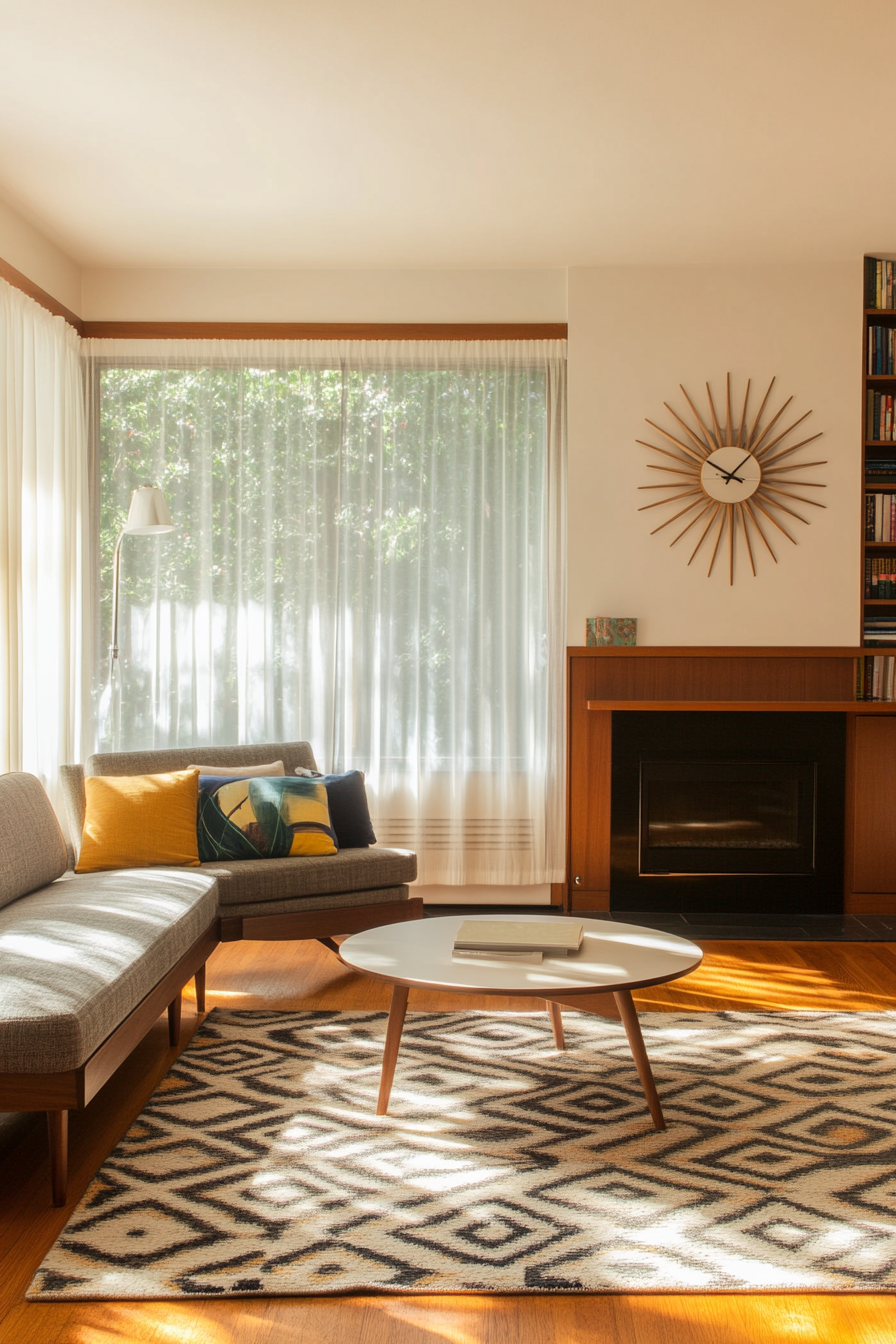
top-left (611, 712), bottom-right (845, 915)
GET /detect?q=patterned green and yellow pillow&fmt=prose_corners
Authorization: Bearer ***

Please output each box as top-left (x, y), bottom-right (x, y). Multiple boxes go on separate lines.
top-left (198, 775), bottom-right (336, 861)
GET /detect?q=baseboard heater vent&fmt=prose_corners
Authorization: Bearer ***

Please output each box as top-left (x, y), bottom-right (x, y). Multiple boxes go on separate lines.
top-left (373, 819), bottom-right (534, 851)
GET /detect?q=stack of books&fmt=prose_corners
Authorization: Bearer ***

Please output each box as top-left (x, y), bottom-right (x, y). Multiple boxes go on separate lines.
top-left (866, 455), bottom-right (896, 476)
top-left (863, 617), bottom-right (896, 647)
top-left (452, 920), bottom-right (584, 966)
top-left (857, 655), bottom-right (896, 701)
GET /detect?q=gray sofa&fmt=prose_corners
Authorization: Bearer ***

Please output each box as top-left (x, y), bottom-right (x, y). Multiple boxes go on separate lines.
top-left (59, 741), bottom-right (420, 944)
top-left (0, 772), bottom-right (218, 1205)
top-left (2, 743), bottom-right (419, 1206)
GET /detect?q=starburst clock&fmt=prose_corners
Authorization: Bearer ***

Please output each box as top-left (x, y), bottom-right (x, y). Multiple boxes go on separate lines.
top-left (637, 375), bottom-right (826, 584)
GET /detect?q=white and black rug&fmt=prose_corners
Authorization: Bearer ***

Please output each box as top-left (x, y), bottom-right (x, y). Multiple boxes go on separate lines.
top-left (28, 1009), bottom-right (896, 1298)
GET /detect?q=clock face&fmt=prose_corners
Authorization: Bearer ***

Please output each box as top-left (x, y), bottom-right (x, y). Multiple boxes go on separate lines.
top-left (701, 447), bottom-right (762, 503)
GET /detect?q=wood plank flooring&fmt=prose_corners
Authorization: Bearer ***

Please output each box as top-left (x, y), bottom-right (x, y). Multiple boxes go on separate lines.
top-left (2, 937), bottom-right (895, 1344)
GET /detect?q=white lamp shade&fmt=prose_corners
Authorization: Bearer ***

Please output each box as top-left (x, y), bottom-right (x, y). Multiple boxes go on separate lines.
top-left (125, 486), bottom-right (175, 535)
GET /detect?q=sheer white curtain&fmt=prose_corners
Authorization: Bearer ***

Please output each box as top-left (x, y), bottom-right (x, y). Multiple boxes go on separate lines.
top-left (83, 338), bottom-right (566, 885)
top-left (0, 279), bottom-right (91, 809)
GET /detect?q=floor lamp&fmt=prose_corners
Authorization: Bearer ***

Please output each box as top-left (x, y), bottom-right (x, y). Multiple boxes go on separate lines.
top-left (104, 485), bottom-right (176, 750)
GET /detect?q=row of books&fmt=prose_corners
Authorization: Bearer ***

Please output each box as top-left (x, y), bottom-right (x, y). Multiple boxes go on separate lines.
top-left (864, 558), bottom-right (896, 598)
top-left (867, 326), bottom-right (896, 374)
top-left (866, 456), bottom-right (896, 476)
top-left (863, 617), bottom-right (896, 646)
top-left (865, 492), bottom-right (896, 541)
top-left (856, 656), bottom-right (896, 701)
top-left (865, 257), bottom-right (896, 309)
top-left (866, 391), bottom-right (896, 441)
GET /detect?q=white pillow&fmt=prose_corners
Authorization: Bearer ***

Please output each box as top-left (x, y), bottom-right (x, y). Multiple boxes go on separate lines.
top-left (188, 760), bottom-right (286, 777)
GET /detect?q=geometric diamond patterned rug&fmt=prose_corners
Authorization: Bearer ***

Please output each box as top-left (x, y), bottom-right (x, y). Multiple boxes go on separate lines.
top-left (28, 1008), bottom-right (896, 1298)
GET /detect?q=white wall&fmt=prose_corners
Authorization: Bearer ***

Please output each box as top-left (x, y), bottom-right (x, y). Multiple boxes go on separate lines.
top-left (0, 196), bottom-right (81, 316)
top-left (80, 268), bottom-right (567, 323)
top-left (567, 263), bottom-right (862, 647)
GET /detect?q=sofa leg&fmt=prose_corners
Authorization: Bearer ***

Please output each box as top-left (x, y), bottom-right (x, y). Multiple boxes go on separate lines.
top-left (168, 991), bottom-right (182, 1046)
top-left (47, 1111), bottom-right (68, 1207)
top-left (194, 963), bottom-right (206, 1014)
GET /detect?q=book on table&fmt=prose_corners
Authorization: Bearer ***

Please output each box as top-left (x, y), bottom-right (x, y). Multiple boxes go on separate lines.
top-left (453, 919), bottom-right (584, 955)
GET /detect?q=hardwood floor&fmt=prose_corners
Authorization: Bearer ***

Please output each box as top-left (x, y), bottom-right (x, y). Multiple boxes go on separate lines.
top-left (2, 937), bottom-right (895, 1344)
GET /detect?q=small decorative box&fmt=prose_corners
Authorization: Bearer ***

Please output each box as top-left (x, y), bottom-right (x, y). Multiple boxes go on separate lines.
top-left (586, 617), bottom-right (637, 647)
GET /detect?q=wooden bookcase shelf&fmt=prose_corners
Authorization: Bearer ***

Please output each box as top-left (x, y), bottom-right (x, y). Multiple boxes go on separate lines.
top-left (861, 267), bottom-right (896, 659)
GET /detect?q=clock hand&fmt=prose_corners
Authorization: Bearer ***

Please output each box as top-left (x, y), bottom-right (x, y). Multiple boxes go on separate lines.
top-left (717, 452), bottom-right (753, 483)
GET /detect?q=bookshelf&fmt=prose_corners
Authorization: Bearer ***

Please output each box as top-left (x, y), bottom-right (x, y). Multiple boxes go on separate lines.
top-left (862, 259), bottom-right (896, 670)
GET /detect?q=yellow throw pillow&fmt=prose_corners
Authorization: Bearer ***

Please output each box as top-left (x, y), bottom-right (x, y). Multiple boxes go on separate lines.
top-left (76, 770), bottom-right (201, 873)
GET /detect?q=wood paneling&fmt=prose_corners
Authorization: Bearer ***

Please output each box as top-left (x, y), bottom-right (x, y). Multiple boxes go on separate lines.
top-left (570, 649), bottom-right (857, 704)
top-left (851, 716), bottom-right (896, 895)
top-left (2, 936), bottom-right (895, 1343)
top-left (82, 321), bottom-right (568, 341)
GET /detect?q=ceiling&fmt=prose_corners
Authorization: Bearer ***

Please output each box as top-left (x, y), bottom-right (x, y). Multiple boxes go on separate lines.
top-left (0, 0), bottom-right (890, 269)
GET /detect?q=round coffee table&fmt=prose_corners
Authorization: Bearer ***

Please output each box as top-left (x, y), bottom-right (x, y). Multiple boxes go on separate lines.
top-left (338, 914), bottom-right (703, 1131)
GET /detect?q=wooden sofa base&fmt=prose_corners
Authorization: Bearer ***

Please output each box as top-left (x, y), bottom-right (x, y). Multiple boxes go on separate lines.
top-left (0, 919), bottom-right (219, 1207)
top-left (220, 895), bottom-right (425, 942)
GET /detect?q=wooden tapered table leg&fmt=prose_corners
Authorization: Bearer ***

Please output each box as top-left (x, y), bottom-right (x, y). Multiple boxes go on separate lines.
top-left (546, 1000), bottom-right (565, 1050)
top-left (377, 984), bottom-right (410, 1115)
top-left (614, 989), bottom-right (665, 1131)
top-left (47, 1110), bottom-right (68, 1207)
top-left (194, 963), bottom-right (206, 1014)
top-left (167, 991), bottom-right (182, 1047)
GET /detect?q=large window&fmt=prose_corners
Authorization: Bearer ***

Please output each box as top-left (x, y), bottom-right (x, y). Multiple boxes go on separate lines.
top-left (88, 339), bottom-right (566, 884)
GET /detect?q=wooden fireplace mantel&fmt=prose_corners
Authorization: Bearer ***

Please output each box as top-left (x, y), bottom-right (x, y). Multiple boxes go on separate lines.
top-left (587, 701), bottom-right (896, 713)
top-left (566, 646), bottom-right (896, 916)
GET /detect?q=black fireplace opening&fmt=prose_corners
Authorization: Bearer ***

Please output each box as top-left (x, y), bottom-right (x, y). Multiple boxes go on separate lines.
top-left (611, 712), bottom-right (845, 915)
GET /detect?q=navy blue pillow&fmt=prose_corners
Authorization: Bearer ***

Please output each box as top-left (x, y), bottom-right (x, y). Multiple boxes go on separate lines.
top-left (304, 770), bottom-right (376, 848)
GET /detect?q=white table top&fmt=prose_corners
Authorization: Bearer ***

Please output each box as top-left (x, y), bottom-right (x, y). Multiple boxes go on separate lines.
top-left (338, 914), bottom-right (703, 997)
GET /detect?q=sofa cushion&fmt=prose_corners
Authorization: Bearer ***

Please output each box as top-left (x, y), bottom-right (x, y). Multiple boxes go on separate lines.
top-left (204, 845), bottom-right (417, 907)
top-left (317, 771), bottom-right (377, 848)
top-left (197, 775), bottom-right (337, 860)
top-left (0, 773), bottom-right (68, 911)
top-left (0, 867), bottom-right (218, 1072)
top-left (76, 770), bottom-right (202, 873)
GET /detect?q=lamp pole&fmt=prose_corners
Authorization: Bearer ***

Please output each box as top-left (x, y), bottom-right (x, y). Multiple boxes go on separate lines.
top-left (104, 484), bottom-right (176, 751)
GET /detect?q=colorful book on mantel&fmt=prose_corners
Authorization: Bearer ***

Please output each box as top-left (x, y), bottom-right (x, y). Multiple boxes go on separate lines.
top-left (454, 920), bottom-right (584, 955)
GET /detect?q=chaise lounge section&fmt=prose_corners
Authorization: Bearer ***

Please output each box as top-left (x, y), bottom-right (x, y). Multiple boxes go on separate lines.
top-left (0, 772), bottom-right (218, 1205)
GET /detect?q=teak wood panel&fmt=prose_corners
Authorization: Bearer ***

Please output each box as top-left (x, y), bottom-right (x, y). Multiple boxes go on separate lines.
top-left (570, 652), bottom-right (856, 703)
top-left (851, 716), bottom-right (896, 895)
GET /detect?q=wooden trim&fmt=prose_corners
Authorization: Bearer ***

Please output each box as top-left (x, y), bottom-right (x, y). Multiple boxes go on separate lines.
top-left (585, 700), bottom-right (889, 712)
top-left (0, 254), bottom-right (83, 334)
top-left (82, 321), bottom-right (568, 342)
top-left (569, 646), bottom-right (863, 658)
top-left (549, 882), bottom-right (564, 907)
top-left (238, 896), bottom-right (424, 942)
top-left (0, 1069), bottom-right (81, 1110)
